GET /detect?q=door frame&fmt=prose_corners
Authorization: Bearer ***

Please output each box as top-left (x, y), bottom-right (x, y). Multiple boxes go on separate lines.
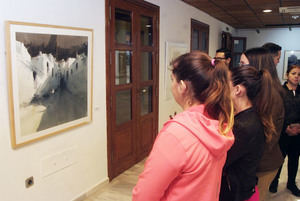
top-left (231, 36), bottom-right (246, 68)
top-left (105, 0), bottom-right (159, 180)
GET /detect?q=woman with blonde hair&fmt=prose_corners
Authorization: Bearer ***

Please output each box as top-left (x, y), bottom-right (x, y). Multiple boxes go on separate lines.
top-left (132, 51), bottom-right (234, 201)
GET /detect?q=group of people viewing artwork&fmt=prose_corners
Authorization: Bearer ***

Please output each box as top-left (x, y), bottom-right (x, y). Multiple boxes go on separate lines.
top-left (131, 42), bottom-right (300, 201)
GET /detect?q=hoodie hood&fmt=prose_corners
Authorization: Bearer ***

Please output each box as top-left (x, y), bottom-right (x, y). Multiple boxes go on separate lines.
top-left (166, 104), bottom-right (234, 158)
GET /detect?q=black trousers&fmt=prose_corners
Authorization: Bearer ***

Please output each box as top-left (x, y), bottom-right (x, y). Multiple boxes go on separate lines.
top-left (273, 135), bottom-right (300, 185)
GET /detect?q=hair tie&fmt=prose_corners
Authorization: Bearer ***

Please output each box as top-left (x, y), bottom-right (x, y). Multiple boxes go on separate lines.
top-left (211, 59), bottom-right (215, 67)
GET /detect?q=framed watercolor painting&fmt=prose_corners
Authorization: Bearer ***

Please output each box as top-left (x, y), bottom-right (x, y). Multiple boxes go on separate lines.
top-left (5, 21), bottom-right (93, 148)
top-left (164, 42), bottom-right (189, 100)
top-left (283, 50), bottom-right (300, 80)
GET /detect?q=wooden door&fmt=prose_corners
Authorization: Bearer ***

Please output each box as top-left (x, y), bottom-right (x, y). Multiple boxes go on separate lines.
top-left (106, 0), bottom-right (159, 180)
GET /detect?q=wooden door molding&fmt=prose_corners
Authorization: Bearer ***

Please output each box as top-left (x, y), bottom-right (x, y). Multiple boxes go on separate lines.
top-left (231, 37), bottom-right (246, 68)
top-left (105, 0), bottom-right (159, 180)
top-left (190, 19), bottom-right (209, 53)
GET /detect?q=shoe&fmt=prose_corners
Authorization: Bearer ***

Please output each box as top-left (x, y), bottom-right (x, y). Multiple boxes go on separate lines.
top-left (287, 183), bottom-right (300, 197)
top-left (269, 179), bottom-right (278, 193)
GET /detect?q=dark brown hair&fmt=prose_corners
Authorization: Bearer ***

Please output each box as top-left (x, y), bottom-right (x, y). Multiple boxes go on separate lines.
top-left (231, 66), bottom-right (275, 142)
top-left (286, 64), bottom-right (300, 74)
top-left (243, 47), bottom-right (283, 94)
top-left (262, 42), bottom-right (282, 57)
top-left (172, 51), bottom-right (234, 135)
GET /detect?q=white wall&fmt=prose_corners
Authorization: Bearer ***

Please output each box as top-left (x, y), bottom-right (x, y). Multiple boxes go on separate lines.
top-left (146, 0), bottom-right (234, 129)
top-left (0, 1), bottom-right (108, 201)
top-left (0, 0), bottom-right (233, 201)
top-left (236, 28), bottom-right (300, 82)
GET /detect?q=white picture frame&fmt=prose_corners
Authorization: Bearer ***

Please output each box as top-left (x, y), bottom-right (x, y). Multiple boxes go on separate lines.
top-left (6, 21), bottom-right (93, 148)
top-left (283, 50), bottom-right (300, 80)
top-left (164, 42), bottom-right (189, 100)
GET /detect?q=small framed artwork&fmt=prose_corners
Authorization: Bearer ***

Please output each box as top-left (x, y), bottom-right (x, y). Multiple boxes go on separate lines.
top-left (283, 50), bottom-right (300, 80)
top-left (164, 42), bottom-right (189, 100)
top-left (6, 21), bottom-right (93, 148)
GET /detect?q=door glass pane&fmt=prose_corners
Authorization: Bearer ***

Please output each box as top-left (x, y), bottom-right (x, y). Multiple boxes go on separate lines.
top-left (140, 86), bottom-right (152, 115)
top-left (192, 29), bottom-right (199, 50)
top-left (141, 52), bottom-right (152, 81)
top-left (116, 89), bottom-right (132, 125)
top-left (141, 16), bottom-right (153, 46)
top-left (233, 39), bottom-right (244, 53)
top-left (115, 50), bottom-right (131, 85)
top-left (202, 32), bottom-right (207, 50)
top-left (233, 54), bottom-right (241, 68)
top-left (115, 8), bottom-right (131, 45)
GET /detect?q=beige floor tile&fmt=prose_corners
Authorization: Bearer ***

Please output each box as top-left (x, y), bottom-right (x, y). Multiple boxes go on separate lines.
top-left (84, 158), bottom-right (300, 201)
top-left (265, 159), bottom-right (300, 201)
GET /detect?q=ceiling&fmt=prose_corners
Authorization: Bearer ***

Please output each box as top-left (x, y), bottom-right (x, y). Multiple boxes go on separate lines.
top-left (182, 0), bottom-right (300, 29)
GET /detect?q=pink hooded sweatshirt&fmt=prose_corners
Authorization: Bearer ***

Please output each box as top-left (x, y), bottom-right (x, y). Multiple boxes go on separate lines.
top-left (132, 105), bottom-right (234, 201)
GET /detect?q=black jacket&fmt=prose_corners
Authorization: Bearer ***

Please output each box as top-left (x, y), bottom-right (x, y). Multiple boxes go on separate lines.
top-left (279, 83), bottom-right (300, 152)
top-left (220, 108), bottom-right (265, 201)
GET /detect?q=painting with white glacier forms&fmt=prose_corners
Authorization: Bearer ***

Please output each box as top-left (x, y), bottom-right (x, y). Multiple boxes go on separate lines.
top-left (6, 21), bottom-right (93, 148)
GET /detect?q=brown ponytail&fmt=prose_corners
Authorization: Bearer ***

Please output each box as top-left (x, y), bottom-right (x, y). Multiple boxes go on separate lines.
top-left (255, 69), bottom-right (275, 142)
top-left (203, 60), bottom-right (234, 135)
top-left (231, 66), bottom-right (275, 142)
top-left (172, 51), bottom-right (234, 135)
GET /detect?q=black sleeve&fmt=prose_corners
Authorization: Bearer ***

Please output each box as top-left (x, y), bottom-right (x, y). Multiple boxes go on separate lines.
top-left (224, 123), bottom-right (252, 168)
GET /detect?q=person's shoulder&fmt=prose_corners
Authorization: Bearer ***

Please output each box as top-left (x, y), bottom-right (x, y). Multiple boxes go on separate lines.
top-left (161, 120), bottom-right (191, 139)
top-left (234, 109), bottom-right (264, 137)
top-left (296, 84), bottom-right (300, 94)
top-left (235, 108), bottom-right (259, 121)
top-left (282, 82), bottom-right (288, 90)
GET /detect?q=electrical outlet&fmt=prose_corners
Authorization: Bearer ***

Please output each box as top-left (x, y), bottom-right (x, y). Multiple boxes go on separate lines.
top-left (25, 176), bottom-right (34, 188)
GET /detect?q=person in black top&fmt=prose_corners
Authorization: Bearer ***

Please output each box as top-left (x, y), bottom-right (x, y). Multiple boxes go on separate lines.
top-left (269, 64), bottom-right (300, 196)
top-left (240, 47), bottom-right (285, 201)
top-left (220, 66), bottom-right (275, 201)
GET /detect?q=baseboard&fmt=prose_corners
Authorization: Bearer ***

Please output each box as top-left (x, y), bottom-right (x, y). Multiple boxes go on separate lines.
top-left (72, 177), bottom-right (109, 201)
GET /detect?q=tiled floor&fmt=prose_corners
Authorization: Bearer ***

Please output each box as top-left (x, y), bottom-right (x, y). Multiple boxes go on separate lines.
top-left (265, 160), bottom-right (300, 201)
top-left (83, 160), bottom-right (144, 201)
top-left (84, 159), bottom-right (300, 201)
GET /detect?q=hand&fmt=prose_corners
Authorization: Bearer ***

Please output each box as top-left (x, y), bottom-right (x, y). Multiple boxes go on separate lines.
top-left (286, 125), bottom-right (299, 136)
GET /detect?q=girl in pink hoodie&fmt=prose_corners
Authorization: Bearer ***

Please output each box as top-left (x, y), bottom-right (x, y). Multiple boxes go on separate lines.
top-left (132, 51), bottom-right (235, 201)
